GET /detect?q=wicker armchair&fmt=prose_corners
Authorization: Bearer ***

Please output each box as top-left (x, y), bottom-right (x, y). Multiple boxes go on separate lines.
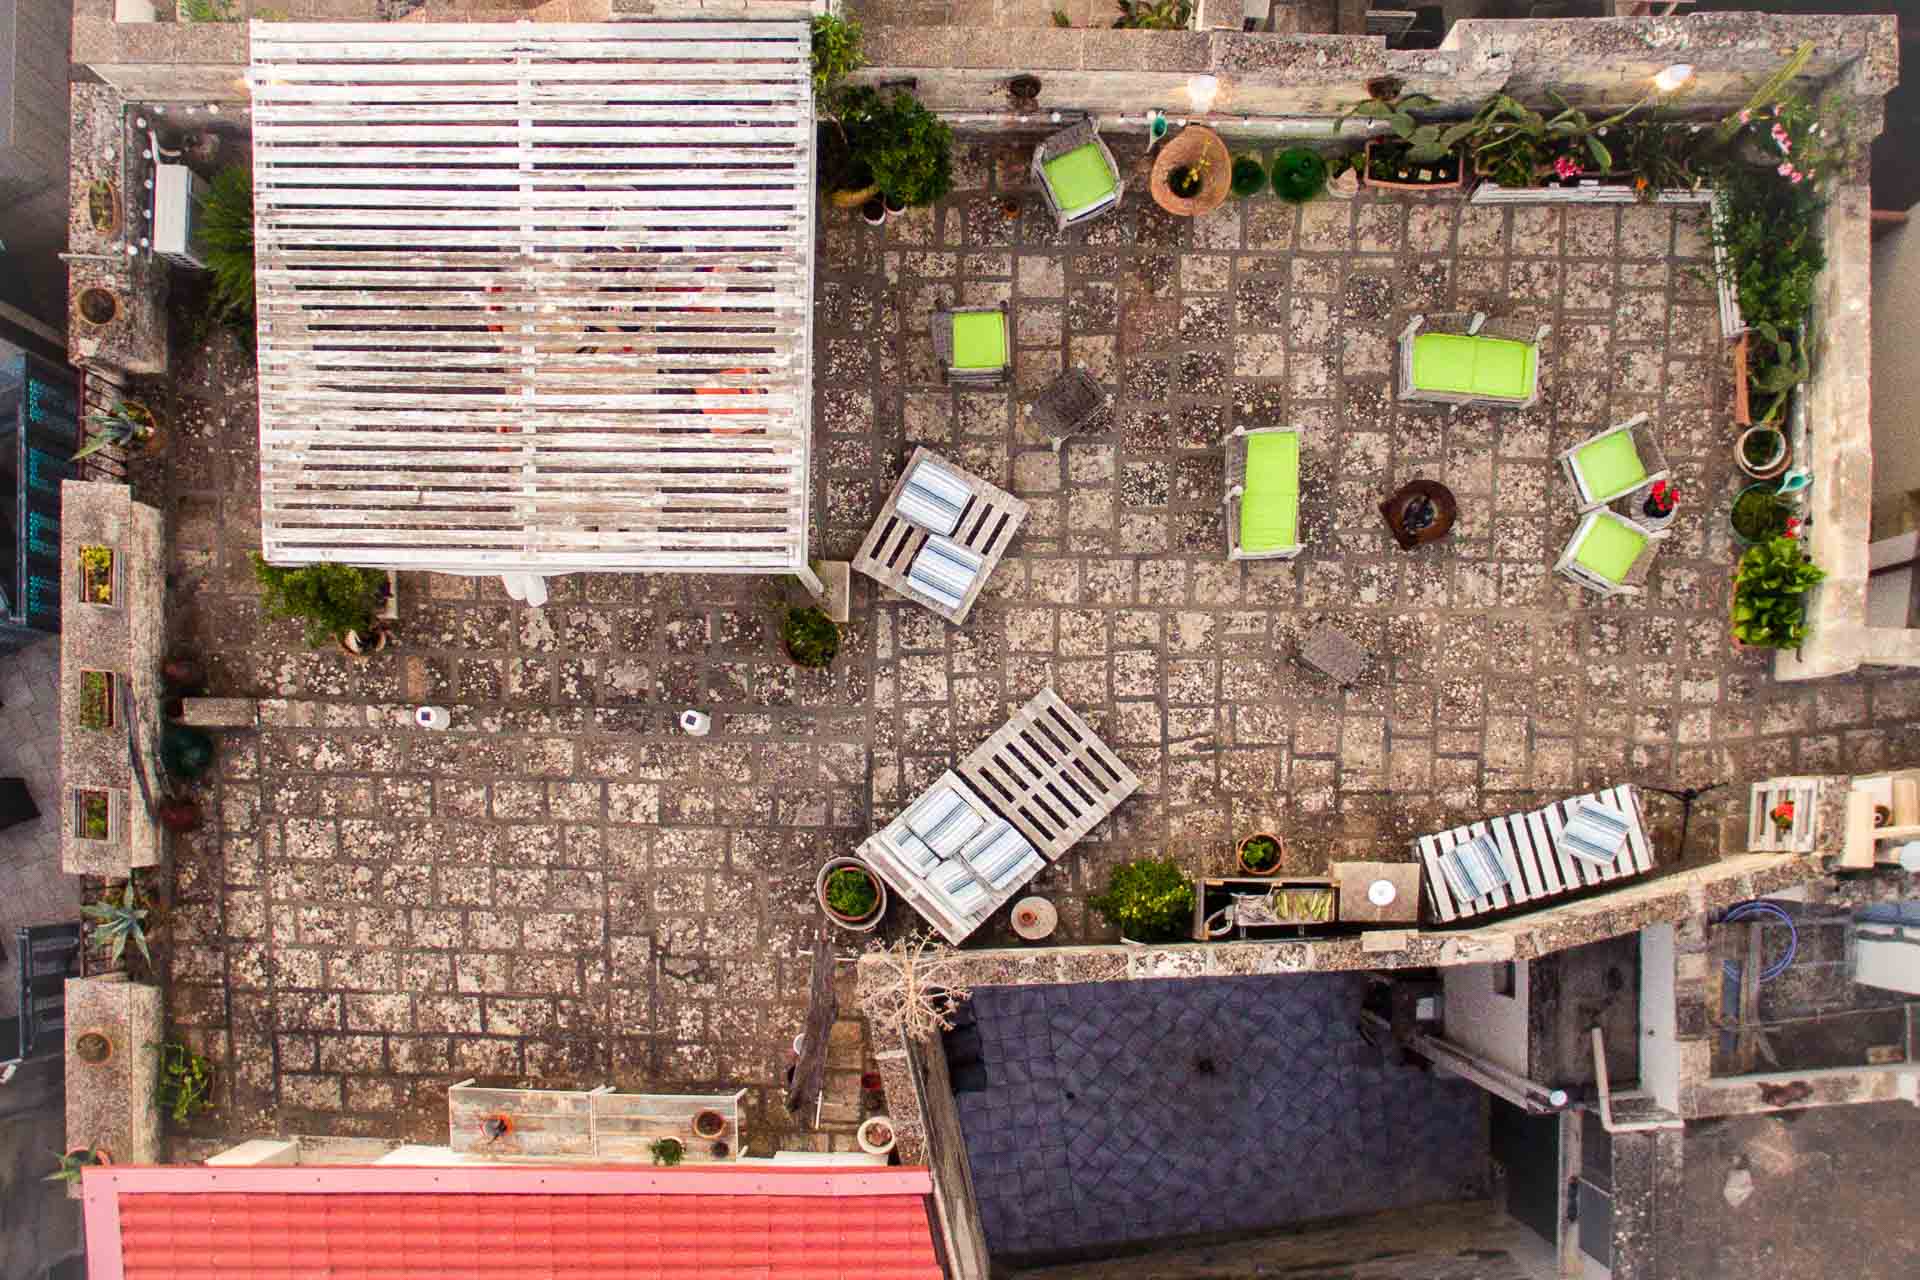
top-left (931, 305), bottom-right (1010, 387)
top-left (1224, 425), bottom-right (1305, 561)
top-left (1558, 413), bottom-right (1670, 512)
top-left (1031, 120), bottom-right (1124, 232)
top-left (1554, 510), bottom-right (1667, 597)
top-left (1028, 369), bottom-right (1108, 452)
top-left (1398, 311), bottom-right (1550, 409)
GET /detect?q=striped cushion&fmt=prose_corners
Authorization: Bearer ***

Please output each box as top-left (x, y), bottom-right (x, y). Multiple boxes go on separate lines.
top-left (960, 821), bottom-right (1041, 890)
top-left (1559, 799), bottom-right (1629, 867)
top-left (894, 461), bottom-right (970, 536)
top-left (883, 827), bottom-right (943, 877)
top-left (909, 535), bottom-right (985, 611)
top-left (1440, 834), bottom-right (1509, 902)
top-left (928, 858), bottom-right (990, 916)
top-left (903, 784), bottom-right (987, 858)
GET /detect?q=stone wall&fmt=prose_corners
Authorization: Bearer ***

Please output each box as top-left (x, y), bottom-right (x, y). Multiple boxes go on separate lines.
top-left (64, 974), bottom-right (165, 1171)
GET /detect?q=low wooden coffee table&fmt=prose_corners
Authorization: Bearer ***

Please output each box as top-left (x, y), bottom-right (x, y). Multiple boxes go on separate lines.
top-left (1379, 479), bottom-right (1457, 551)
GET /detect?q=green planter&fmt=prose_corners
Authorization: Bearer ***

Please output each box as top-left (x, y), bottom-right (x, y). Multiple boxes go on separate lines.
top-left (1229, 155), bottom-right (1267, 198)
top-left (1729, 481), bottom-right (1790, 548)
top-left (1270, 147), bottom-right (1328, 203)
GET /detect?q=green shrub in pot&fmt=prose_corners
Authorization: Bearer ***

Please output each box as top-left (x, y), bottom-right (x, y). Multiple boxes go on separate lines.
top-left (836, 87), bottom-right (954, 209)
top-left (1089, 857), bottom-right (1194, 943)
top-left (1731, 536), bottom-right (1825, 650)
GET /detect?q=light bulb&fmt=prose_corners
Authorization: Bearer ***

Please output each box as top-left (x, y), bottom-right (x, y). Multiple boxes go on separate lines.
top-left (1185, 75), bottom-right (1220, 115)
top-left (1652, 64), bottom-right (1694, 94)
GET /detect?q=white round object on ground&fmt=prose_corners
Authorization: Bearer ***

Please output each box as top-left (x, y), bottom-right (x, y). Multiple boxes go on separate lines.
top-left (414, 705), bottom-right (450, 731)
top-left (679, 709), bottom-right (712, 736)
top-left (1897, 840), bottom-right (1920, 872)
top-left (1367, 879), bottom-right (1397, 907)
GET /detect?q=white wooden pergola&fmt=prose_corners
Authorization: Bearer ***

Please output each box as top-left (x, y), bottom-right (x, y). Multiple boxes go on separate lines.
top-left (248, 22), bottom-right (819, 598)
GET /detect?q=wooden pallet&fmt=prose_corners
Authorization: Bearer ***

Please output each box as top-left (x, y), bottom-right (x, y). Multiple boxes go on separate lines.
top-left (1420, 784), bottom-right (1653, 923)
top-left (857, 771), bottom-right (1012, 946)
top-left (851, 446), bottom-right (1028, 625)
top-left (1748, 776), bottom-right (1823, 852)
top-left (958, 689), bottom-right (1140, 861)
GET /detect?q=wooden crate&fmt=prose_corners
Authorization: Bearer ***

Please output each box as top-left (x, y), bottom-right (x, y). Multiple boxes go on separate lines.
top-left (1747, 776), bottom-right (1823, 852)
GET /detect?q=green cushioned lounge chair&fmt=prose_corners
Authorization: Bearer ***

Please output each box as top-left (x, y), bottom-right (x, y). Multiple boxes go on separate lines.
top-left (1224, 426), bottom-right (1303, 561)
top-left (1398, 311), bottom-right (1549, 409)
top-left (1553, 509), bottom-right (1666, 597)
top-left (1558, 413), bottom-right (1670, 512)
top-left (1032, 121), bottom-right (1124, 232)
top-left (931, 305), bottom-right (1010, 387)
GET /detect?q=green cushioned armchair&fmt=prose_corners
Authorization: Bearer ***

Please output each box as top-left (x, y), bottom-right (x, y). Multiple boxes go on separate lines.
top-left (931, 305), bottom-right (1010, 387)
top-left (1553, 509), bottom-right (1667, 597)
top-left (1558, 413), bottom-right (1670, 512)
top-left (1224, 425), bottom-right (1304, 561)
top-left (1398, 311), bottom-right (1549, 409)
top-left (1031, 121), bottom-right (1124, 233)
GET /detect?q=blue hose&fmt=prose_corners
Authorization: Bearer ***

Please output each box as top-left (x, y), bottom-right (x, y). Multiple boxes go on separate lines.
top-left (1718, 899), bottom-right (1798, 983)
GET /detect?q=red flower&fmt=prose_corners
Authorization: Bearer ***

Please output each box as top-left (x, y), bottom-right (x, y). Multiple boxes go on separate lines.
top-left (1770, 799), bottom-right (1796, 831)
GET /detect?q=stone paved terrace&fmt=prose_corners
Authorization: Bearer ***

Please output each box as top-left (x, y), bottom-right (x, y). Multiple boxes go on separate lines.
top-left (155, 136), bottom-right (1920, 1150)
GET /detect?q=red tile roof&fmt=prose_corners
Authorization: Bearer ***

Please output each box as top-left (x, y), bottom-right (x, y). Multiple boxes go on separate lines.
top-left (86, 1164), bottom-right (943, 1280)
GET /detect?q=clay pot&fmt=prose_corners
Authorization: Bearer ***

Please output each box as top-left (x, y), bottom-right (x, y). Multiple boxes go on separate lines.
top-left (157, 798), bottom-right (203, 834)
top-left (339, 627), bottom-right (390, 657)
top-left (1150, 126), bottom-right (1232, 217)
top-left (857, 1116), bottom-right (897, 1156)
top-left (1236, 831), bottom-right (1284, 876)
top-left (74, 1031), bottom-right (114, 1064)
top-left (816, 857), bottom-right (886, 932)
top-left (692, 1109), bottom-right (726, 1139)
top-left (77, 287), bottom-right (120, 328)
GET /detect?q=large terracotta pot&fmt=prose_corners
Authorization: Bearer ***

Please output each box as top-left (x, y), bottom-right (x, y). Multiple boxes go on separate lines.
top-left (1150, 126), bottom-right (1232, 217)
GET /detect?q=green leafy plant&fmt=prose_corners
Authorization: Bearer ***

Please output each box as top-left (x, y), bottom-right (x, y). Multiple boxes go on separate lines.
top-left (251, 555), bottom-right (387, 648)
top-left (1710, 155), bottom-right (1824, 338)
top-left (826, 866), bottom-right (880, 919)
top-left (1746, 321), bottom-right (1810, 425)
top-left (157, 1041), bottom-right (216, 1123)
top-left (1716, 42), bottom-right (1814, 142)
top-left (1229, 155), bottom-right (1266, 199)
top-left (1113, 0), bottom-right (1190, 28)
top-left (1090, 857), bottom-right (1194, 943)
top-left (809, 13), bottom-right (864, 102)
top-left (194, 167), bottom-right (256, 325)
top-left (1616, 120), bottom-right (1702, 200)
top-left (1169, 150), bottom-right (1211, 198)
top-left (79, 545), bottom-right (114, 603)
top-left (1051, 7), bottom-right (1070, 24)
top-left (79, 670), bottom-right (114, 731)
top-left (76, 789), bottom-right (110, 840)
top-left (1239, 835), bottom-right (1279, 870)
top-left (177, 0), bottom-right (235, 20)
top-left (834, 88), bottom-right (954, 208)
top-left (73, 400), bottom-right (155, 461)
top-left (1269, 147), bottom-right (1327, 203)
top-left (84, 880), bottom-right (152, 964)
top-left (782, 605), bottom-right (841, 669)
top-left (1335, 88), bottom-right (1464, 166)
top-left (46, 1148), bottom-right (107, 1184)
top-left (650, 1137), bottom-right (685, 1167)
top-left (1732, 536), bottom-right (1825, 649)
top-left (1730, 484), bottom-right (1791, 544)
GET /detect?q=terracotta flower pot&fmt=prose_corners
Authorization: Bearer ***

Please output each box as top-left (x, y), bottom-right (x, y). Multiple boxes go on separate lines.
top-left (1150, 126), bottom-right (1232, 217)
top-left (693, 1109), bottom-right (726, 1139)
top-left (76, 287), bottom-right (120, 328)
top-left (339, 627), bottom-right (390, 657)
top-left (74, 1031), bottom-right (114, 1065)
top-left (1236, 832), bottom-right (1284, 876)
top-left (816, 857), bottom-right (886, 931)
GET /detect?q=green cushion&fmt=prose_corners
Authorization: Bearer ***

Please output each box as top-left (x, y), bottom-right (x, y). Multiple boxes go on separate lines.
top-left (950, 311), bottom-right (1007, 370)
top-left (1237, 431), bottom-right (1300, 553)
top-left (1410, 332), bottom-right (1538, 400)
top-left (1573, 514), bottom-right (1649, 584)
top-left (1572, 430), bottom-right (1648, 501)
top-left (1041, 143), bottom-right (1118, 216)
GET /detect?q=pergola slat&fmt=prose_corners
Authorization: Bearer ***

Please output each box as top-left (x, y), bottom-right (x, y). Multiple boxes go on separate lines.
top-left (252, 21), bottom-right (815, 579)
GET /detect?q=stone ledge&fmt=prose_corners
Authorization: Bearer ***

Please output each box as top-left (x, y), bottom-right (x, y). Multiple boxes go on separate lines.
top-left (65, 975), bottom-right (165, 1185)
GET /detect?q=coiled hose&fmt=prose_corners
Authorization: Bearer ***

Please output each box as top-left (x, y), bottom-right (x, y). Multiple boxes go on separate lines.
top-left (1717, 899), bottom-right (1798, 983)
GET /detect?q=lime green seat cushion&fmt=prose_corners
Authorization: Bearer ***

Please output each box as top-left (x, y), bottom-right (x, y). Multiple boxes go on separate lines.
top-left (1410, 332), bottom-right (1538, 400)
top-left (1041, 143), bottom-right (1119, 215)
top-left (1236, 431), bottom-right (1300, 553)
top-left (1573, 515), bottom-right (1649, 583)
top-left (950, 311), bottom-right (1008, 370)
top-left (1571, 430), bottom-right (1648, 500)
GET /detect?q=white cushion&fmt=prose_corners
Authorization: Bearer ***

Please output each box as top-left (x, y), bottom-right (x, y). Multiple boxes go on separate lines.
top-left (1559, 799), bottom-right (1629, 867)
top-left (895, 461), bottom-right (970, 536)
top-left (883, 827), bottom-right (942, 877)
top-left (908, 535), bottom-right (985, 611)
top-left (904, 784), bottom-right (988, 858)
top-left (961, 821), bottom-right (1041, 890)
top-left (928, 858), bottom-right (990, 916)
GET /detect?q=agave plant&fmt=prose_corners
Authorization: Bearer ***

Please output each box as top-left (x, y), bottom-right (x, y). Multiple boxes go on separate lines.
top-left (46, 1148), bottom-right (107, 1184)
top-left (1747, 321), bottom-right (1810, 425)
top-left (194, 166), bottom-right (256, 324)
top-left (72, 401), bottom-right (154, 461)
top-left (83, 880), bottom-right (152, 965)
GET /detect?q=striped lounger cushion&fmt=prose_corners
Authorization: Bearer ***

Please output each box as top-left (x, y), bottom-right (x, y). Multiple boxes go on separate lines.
top-left (894, 461), bottom-right (970, 536)
top-left (909, 536), bottom-right (985, 612)
top-left (928, 858), bottom-right (990, 917)
top-left (883, 826), bottom-right (943, 877)
top-left (960, 821), bottom-right (1042, 891)
top-left (1559, 799), bottom-right (1629, 867)
top-left (1439, 834), bottom-right (1510, 903)
top-left (903, 784), bottom-right (988, 858)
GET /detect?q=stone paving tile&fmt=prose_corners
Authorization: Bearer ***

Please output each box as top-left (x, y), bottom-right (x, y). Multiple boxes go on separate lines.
top-left (954, 975), bottom-right (1487, 1257)
top-left (149, 136), bottom-right (1920, 1149)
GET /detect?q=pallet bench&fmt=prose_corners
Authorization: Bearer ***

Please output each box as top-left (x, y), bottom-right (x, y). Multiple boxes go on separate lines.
top-left (852, 446), bottom-right (1029, 626)
top-left (1418, 784), bottom-right (1654, 923)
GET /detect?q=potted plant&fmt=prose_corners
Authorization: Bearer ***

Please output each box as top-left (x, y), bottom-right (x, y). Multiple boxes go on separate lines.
top-left (73, 789), bottom-right (113, 842)
top-left (75, 287), bottom-right (120, 328)
top-left (1730, 536), bottom-right (1825, 650)
top-left (816, 857), bottom-right (887, 931)
top-left (74, 1031), bottom-right (114, 1065)
top-left (1112, 0), bottom-right (1191, 26)
top-left (77, 545), bottom-right (115, 606)
top-left (650, 1137), bottom-right (685, 1167)
top-left (1236, 832), bottom-right (1283, 876)
top-left (74, 400), bottom-right (160, 462)
top-left (1089, 857), bottom-right (1194, 943)
top-left (1149, 125), bottom-right (1230, 216)
top-left (1770, 799), bottom-right (1796, 833)
top-left (1268, 147), bottom-right (1327, 203)
top-left (157, 793), bottom-right (204, 834)
top-left (158, 1041), bottom-right (216, 1123)
top-left (196, 166), bottom-right (257, 328)
top-left (1745, 321), bottom-right (1810, 427)
top-left (692, 1109), bottom-right (726, 1140)
top-left (1730, 482), bottom-right (1791, 546)
top-left (78, 670), bottom-right (116, 731)
top-left (1229, 154), bottom-right (1267, 199)
top-left (1640, 479), bottom-right (1677, 530)
top-left (847, 88), bottom-right (954, 211)
top-left (46, 1147), bottom-right (111, 1184)
top-left (251, 555), bottom-right (390, 653)
top-left (782, 605), bottom-right (840, 669)
top-left (810, 11), bottom-right (864, 103)
top-left (83, 879), bottom-right (153, 964)
top-left (87, 179), bottom-right (119, 236)
top-left (709, 1140), bottom-right (731, 1159)
top-left (882, 192), bottom-right (908, 219)
top-left (1335, 85), bottom-right (1468, 191)
top-left (1737, 425), bottom-right (1790, 480)
top-left (162, 724), bottom-right (216, 780)
top-left (857, 1116), bottom-right (897, 1155)
top-left (861, 196), bottom-right (887, 226)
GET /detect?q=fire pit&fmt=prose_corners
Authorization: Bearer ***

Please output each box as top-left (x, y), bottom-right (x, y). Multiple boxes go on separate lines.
top-left (1379, 479), bottom-right (1458, 551)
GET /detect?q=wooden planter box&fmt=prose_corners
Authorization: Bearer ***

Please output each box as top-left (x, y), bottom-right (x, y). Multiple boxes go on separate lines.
top-left (1191, 875), bottom-right (1338, 940)
top-left (78, 670), bottom-right (117, 731)
top-left (1361, 139), bottom-right (1466, 192)
top-left (71, 788), bottom-right (119, 843)
top-left (1729, 331), bottom-right (1752, 427)
top-left (77, 545), bottom-right (117, 607)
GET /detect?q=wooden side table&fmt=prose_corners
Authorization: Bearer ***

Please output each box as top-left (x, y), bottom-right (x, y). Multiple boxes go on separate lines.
top-left (1333, 861), bottom-right (1422, 924)
top-left (1379, 479), bottom-right (1457, 551)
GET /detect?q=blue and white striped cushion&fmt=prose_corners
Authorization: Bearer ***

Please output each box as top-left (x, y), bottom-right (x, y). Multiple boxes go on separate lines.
top-left (961, 821), bottom-right (1041, 890)
top-left (894, 461), bottom-right (970, 536)
top-left (908, 535), bottom-right (985, 611)
top-left (884, 827), bottom-right (943, 876)
top-left (903, 785), bottom-right (962, 841)
top-left (1559, 799), bottom-right (1629, 867)
top-left (904, 784), bottom-right (987, 858)
top-left (1440, 834), bottom-right (1509, 902)
top-left (928, 858), bottom-right (990, 916)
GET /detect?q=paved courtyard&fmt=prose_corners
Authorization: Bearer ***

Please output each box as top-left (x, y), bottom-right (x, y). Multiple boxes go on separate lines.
top-left (154, 137), bottom-right (1920, 1149)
